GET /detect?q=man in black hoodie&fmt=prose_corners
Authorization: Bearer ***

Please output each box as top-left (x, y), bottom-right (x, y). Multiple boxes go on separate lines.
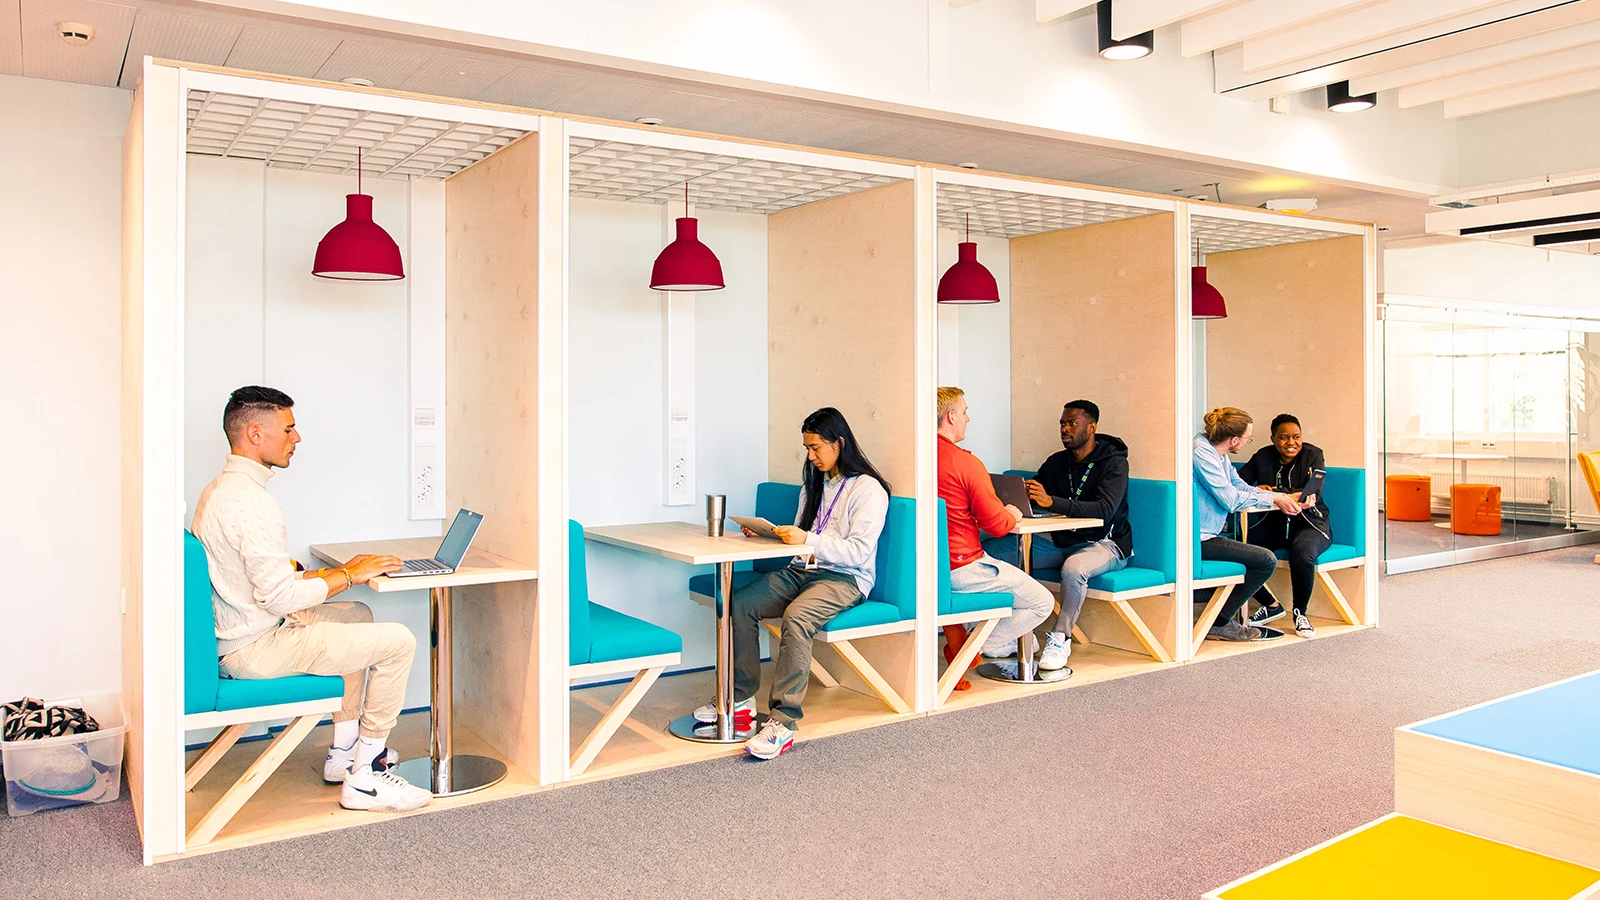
top-left (1024, 400), bottom-right (1132, 672)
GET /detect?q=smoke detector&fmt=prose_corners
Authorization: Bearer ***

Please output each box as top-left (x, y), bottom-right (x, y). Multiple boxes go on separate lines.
top-left (1264, 198), bottom-right (1319, 213)
top-left (957, 162), bottom-right (980, 169)
top-left (57, 22), bottom-right (94, 45)
top-left (634, 116), bottom-right (664, 126)
top-left (340, 76), bottom-right (375, 87)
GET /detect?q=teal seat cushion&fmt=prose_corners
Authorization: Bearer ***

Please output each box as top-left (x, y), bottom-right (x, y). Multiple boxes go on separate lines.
top-left (587, 603), bottom-right (683, 664)
top-left (1196, 559), bottom-right (1246, 580)
top-left (818, 600), bottom-right (902, 633)
top-left (1088, 566), bottom-right (1169, 593)
top-left (944, 590), bottom-right (1014, 616)
top-left (215, 672), bottom-right (343, 712)
top-left (688, 570), bottom-right (768, 597)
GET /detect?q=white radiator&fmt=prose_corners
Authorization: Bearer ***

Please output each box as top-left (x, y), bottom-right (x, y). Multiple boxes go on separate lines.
top-left (1429, 472), bottom-right (1558, 506)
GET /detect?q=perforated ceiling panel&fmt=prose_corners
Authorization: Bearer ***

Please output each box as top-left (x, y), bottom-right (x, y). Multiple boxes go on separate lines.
top-left (936, 182), bottom-right (1160, 239)
top-left (185, 89), bottom-right (528, 180)
top-left (1191, 214), bottom-right (1350, 254)
top-left (568, 136), bottom-right (903, 213)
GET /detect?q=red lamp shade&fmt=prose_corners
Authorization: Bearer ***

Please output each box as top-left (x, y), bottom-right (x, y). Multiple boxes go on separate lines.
top-left (312, 193), bottom-right (404, 281)
top-left (937, 241), bottom-right (1000, 304)
top-left (1191, 265), bottom-right (1226, 318)
top-left (650, 217), bottom-right (725, 291)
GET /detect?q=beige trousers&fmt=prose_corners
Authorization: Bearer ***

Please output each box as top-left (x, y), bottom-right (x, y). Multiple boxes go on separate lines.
top-left (220, 601), bottom-right (416, 739)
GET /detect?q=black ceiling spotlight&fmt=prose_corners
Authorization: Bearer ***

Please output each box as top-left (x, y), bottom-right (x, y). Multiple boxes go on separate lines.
top-left (1327, 80), bottom-right (1376, 112)
top-left (1098, 1), bottom-right (1153, 60)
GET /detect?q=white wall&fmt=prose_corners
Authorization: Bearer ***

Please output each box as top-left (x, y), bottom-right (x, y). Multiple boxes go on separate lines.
top-left (935, 227), bottom-right (1011, 468)
top-left (0, 75), bottom-right (131, 701)
top-left (1385, 241), bottom-right (1600, 310)
top-left (184, 156), bottom-right (441, 719)
top-left (568, 198), bottom-right (768, 673)
top-left (223, 0), bottom-right (1455, 193)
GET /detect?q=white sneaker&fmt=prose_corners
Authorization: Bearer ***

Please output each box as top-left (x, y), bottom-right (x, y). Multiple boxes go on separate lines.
top-left (323, 745), bottom-right (398, 784)
top-left (1038, 632), bottom-right (1072, 671)
top-left (743, 718), bottom-right (795, 760)
top-left (692, 696), bottom-right (756, 725)
top-left (339, 760), bottom-right (431, 813)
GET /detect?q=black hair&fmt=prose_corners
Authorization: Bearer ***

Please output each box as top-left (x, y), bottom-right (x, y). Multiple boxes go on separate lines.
top-left (224, 385), bottom-right (295, 444)
top-left (797, 407), bottom-right (891, 530)
top-left (1062, 399), bottom-right (1100, 423)
top-left (1270, 413), bottom-right (1301, 434)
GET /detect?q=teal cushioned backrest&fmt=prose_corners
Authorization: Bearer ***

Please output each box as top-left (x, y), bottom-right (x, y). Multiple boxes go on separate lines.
top-left (567, 520), bottom-right (591, 666)
top-left (1324, 467), bottom-right (1365, 550)
top-left (868, 496), bottom-right (917, 621)
top-left (1003, 469), bottom-right (1035, 479)
top-left (936, 498), bottom-right (955, 614)
top-left (754, 482), bottom-right (802, 574)
top-left (1191, 484), bottom-right (1206, 575)
top-left (183, 531), bottom-right (221, 715)
top-left (1125, 479), bottom-right (1177, 583)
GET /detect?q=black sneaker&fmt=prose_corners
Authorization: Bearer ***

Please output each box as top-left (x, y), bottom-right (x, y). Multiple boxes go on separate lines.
top-left (1248, 602), bottom-right (1287, 627)
top-left (1293, 610), bottom-right (1315, 638)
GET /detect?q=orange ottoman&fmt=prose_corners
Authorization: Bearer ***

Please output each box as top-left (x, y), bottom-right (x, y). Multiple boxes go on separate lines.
top-left (1385, 474), bottom-right (1433, 521)
top-left (1451, 483), bottom-right (1502, 535)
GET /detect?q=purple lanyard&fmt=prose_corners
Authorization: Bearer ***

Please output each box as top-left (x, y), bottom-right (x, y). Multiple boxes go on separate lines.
top-left (814, 477), bottom-right (852, 532)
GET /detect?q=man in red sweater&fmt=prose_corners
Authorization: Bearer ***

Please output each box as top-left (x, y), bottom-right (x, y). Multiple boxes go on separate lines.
top-left (937, 387), bottom-right (1055, 668)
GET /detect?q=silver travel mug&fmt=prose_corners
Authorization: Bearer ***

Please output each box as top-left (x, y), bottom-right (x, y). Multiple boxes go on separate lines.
top-left (706, 494), bottom-right (726, 537)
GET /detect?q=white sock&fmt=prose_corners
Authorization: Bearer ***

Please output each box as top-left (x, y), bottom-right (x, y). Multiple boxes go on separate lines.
top-left (332, 719), bottom-right (359, 752)
top-left (354, 735), bottom-right (387, 770)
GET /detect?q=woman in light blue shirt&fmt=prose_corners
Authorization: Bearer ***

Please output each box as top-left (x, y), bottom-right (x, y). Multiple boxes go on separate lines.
top-left (1194, 407), bottom-right (1304, 642)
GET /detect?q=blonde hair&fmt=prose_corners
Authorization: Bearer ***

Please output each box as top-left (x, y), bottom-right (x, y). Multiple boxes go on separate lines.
top-left (1203, 407), bottom-right (1252, 444)
top-left (936, 386), bottom-right (966, 423)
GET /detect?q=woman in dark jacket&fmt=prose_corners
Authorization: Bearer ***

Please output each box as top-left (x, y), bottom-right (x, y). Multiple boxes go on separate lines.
top-left (1236, 413), bottom-right (1331, 638)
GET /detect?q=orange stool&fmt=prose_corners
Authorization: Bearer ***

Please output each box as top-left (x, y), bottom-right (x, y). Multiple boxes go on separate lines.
top-left (1385, 474), bottom-right (1432, 521)
top-left (1451, 483), bottom-right (1502, 535)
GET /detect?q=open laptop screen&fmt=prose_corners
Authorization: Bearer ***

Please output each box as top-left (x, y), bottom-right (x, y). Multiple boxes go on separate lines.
top-left (435, 510), bottom-right (484, 567)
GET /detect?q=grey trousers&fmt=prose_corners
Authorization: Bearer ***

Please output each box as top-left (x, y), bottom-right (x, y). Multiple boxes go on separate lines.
top-left (732, 567), bottom-right (863, 726)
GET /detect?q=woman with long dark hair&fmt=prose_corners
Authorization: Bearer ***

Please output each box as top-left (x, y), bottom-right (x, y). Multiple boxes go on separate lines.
top-left (694, 407), bottom-right (891, 760)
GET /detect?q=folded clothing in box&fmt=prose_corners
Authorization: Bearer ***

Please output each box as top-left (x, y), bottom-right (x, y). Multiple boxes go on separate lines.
top-left (2, 698), bottom-right (101, 742)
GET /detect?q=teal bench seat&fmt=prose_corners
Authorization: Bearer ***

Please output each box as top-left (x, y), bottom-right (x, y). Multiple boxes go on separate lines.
top-left (936, 498), bottom-right (1014, 703)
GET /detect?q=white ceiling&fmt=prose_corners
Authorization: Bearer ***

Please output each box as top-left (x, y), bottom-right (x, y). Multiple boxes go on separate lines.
top-left (1040, 0), bottom-right (1600, 118)
top-left (3, 0), bottom-right (1429, 234)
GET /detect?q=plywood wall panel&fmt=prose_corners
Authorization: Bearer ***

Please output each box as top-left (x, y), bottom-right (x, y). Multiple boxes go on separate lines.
top-left (1009, 213), bottom-right (1177, 479)
top-left (444, 133), bottom-right (542, 775)
top-left (1204, 235), bottom-right (1365, 467)
top-left (768, 181), bottom-right (917, 491)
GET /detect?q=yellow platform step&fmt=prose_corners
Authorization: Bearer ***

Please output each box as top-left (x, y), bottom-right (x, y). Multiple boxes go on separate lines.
top-left (1205, 815), bottom-right (1600, 900)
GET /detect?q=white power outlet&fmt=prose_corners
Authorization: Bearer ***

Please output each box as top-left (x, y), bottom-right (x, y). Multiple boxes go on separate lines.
top-left (413, 443), bottom-right (439, 513)
top-left (667, 437), bottom-right (691, 505)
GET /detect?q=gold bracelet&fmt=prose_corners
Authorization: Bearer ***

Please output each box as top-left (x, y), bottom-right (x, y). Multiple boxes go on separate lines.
top-left (339, 568), bottom-right (352, 589)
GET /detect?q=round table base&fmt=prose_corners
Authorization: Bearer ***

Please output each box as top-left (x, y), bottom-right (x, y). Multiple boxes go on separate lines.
top-left (976, 662), bottom-right (1074, 685)
top-left (393, 754), bottom-right (506, 798)
top-left (667, 713), bottom-right (766, 744)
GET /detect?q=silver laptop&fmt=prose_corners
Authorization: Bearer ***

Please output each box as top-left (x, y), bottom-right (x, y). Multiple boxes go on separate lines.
top-left (388, 509), bottom-right (484, 577)
top-left (990, 474), bottom-right (1055, 519)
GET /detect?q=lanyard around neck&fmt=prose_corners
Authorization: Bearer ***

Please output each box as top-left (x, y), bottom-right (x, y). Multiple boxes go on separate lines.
top-left (815, 476), bottom-right (852, 531)
top-left (1069, 461), bottom-right (1095, 498)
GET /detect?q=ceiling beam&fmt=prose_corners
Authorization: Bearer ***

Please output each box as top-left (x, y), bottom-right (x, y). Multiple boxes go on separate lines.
top-left (1399, 40), bottom-right (1600, 106)
top-left (1214, 0), bottom-right (1585, 95)
top-left (1036, 0), bottom-right (1099, 24)
top-left (1108, 0), bottom-right (1240, 39)
top-left (1350, 11), bottom-right (1600, 94)
top-left (1240, 0), bottom-right (1518, 73)
top-left (1442, 64), bottom-right (1600, 116)
top-left (1181, 0), bottom-right (1374, 57)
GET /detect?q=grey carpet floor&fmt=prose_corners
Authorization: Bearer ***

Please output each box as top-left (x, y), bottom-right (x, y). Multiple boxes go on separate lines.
top-left (5, 546), bottom-right (1599, 900)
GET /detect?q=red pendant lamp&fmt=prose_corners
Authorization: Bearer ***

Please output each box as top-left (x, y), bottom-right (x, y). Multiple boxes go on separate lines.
top-left (650, 182), bottom-right (724, 291)
top-left (937, 214), bottom-right (1000, 304)
top-left (313, 148), bottom-right (405, 281)
top-left (1191, 240), bottom-right (1226, 318)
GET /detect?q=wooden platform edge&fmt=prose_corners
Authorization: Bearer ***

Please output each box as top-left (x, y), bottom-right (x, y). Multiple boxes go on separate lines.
top-left (1394, 727), bottom-right (1600, 871)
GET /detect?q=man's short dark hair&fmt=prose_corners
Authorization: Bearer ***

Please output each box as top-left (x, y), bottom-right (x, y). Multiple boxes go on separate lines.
top-left (1063, 399), bottom-right (1099, 423)
top-left (1271, 413), bottom-right (1300, 433)
top-left (224, 386), bottom-right (294, 444)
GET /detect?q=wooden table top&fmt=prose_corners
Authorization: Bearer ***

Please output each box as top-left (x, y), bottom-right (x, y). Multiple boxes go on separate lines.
top-left (310, 537), bottom-right (538, 593)
top-left (1011, 515), bottom-right (1102, 535)
top-left (584, 520), bottom-right (815, 566)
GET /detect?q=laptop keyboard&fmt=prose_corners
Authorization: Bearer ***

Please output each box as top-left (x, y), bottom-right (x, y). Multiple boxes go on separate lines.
top-left (401, 559), bottom-right (449, 574)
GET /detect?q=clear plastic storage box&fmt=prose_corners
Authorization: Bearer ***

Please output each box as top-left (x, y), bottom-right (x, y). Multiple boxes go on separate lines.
top-left (1, 692), bottom-right (126, 816)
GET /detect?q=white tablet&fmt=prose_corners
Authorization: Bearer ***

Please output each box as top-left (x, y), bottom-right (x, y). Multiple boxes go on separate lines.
top-left (729, 515), bottom-right (781, 539)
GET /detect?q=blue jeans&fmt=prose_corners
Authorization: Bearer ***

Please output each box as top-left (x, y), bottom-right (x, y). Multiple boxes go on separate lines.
top-left (1030, 539), bottom-right (1128, 634)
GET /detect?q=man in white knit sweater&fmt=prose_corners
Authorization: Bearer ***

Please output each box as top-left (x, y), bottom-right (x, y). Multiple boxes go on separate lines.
top-left (191, 386), bottom-right (430, 813)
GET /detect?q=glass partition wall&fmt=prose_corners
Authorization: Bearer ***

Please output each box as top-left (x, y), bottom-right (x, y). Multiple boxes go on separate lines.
top-left (1383, 300), bottom-right (1600, 572)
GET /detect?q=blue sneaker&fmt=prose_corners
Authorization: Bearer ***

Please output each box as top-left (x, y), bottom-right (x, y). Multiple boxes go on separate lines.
top-left (744, 718), bottom-right (795, 760)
